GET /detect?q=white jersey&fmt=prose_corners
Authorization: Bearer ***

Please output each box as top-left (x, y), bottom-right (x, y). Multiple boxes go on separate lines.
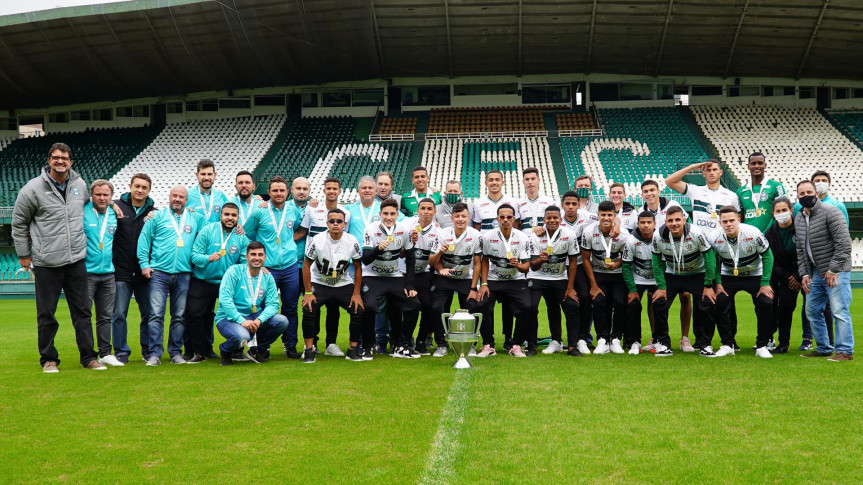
top-left (472, 194), bottom-right (521, 233)
top-left (652, 224), bottom-right (712, 276)
top-left (622, 231), bottom-right (656, 286)
top-left (640, 198), bottom-right (683, 228)
top-left (527, 227), bottom-right (579, 281)
top-left (617, 204), bottom-right (638, 232)
top-left (404, 217), bottom-right (441, 274)
top-left (435, 226), bottom-right (483, 280)
top-left (683, 183), bottom-right (740, 237)
top-left (562, 209), bottom-right (598, 265)
top-left (361, 221), bottom-right (413, 278)
top-left (481, 228), bottom-right (531, 281)
top-left (302, 204), bottom-right (351, 240)
top-left (305, 232), bottom-right (361, 288)
top-left (580, 222), bottom-right (629, 274)
top-left (710, 223), bottom-right (769, 278)
top-left (517, 195), bottom-right (557, 232)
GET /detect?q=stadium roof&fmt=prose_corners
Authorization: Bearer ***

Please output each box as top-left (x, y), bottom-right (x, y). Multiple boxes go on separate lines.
top-left (1, 0), bottom-right (862, 110)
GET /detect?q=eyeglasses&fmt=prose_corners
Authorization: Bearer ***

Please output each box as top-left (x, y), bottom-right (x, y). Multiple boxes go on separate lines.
top-left (498, 215), bottom-right (514, 220)
top-left (50, 155), bottom-right (70, 161)
top-left (327, 219), bottom-right (345, 224)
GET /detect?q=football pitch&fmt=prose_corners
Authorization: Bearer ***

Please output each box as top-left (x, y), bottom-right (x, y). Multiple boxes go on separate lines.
top-left (1, 293), bottom-right (861, 484)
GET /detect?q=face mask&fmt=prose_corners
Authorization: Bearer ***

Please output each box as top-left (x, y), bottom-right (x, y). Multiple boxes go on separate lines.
top-left (445, 193), bottom-right (461, 204)
top-left (774, 211), bottom-right (792, 225)
top-left (814, 181), bottom-right (829, 195)
top-left (798, 195), bottom-right (818, 209)
top-left (576, 187), bottom-right (591, 199)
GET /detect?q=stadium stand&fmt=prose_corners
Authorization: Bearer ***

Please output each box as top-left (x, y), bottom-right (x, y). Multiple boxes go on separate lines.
top-left (110, 116), bottom-right (285, 205)
top-left (422, 137), bottom-right (559, 199)
top-left (376, 116), bottom-right (418, 135)
top-left (0, 134), bottom-right (15, 151)
top-left (691, 106), bottom-right (863, 203)
top-left (555, 112), bottom-right (597, 131)
top-left (0, 250), bottom-right (30, 280)
top-left (426, 106), bottom-right (562, 134)
top-left (560, 107), bottom-right (710, 205)
top-left (826, 110), bottom-right (863, 150)
top-left (0, 126), bottom-right (160, 206)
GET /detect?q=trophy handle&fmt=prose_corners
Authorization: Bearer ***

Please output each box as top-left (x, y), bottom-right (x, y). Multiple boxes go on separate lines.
top-left (472, 313), bottom-right (483, 338)
top-left (441, 313), bottom-right (453, 333)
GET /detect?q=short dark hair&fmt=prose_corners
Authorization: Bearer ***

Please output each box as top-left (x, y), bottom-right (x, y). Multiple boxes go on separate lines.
top-left (574, 174), bottom-right (592, 186)
top-left (451, 202), bottom-right (469, 214)
top-left (544, 205), bottom-right (561, 215)
top-left (772, 196), bottom-right (793, 211)
top-left (561, 190), bottom-right (579, 202)
top-left (637, 210), bottom-right (655, 220)
top-left (666, 205), bottom-right (685, 218)
top-left (130, 173), bottom-right (152, 187)
top-left (598, 201), bottom-right (616, 213)
top-left (522, 167), bottom-right (539, 178)
top-left (48, 142), bottom-right (72, 160)
top-left (380, 198), bottom-right (399, 211)
top-left (497, 203), bottom-right (515, 215)
top-left (418, 197), bottom-right (436, 208)
top-left (236, 170), bottom-right (253, 181)
top-left (748, 152), bottom-right (765, 162)
top-left (327, 208), bottom-right (346, 219)
top-left (487, 169), bottom-right (503, 180)
top-left (269, 176), bottom-right (288, 190)
top-left (797, 179), bottom-right (816, 191)
top-left (412, 166), bottom-right (428, 175)
top-left (197, 159), bottom-right (215, 172)
top-left (221, 202), bottom-right (239, 213)
top-left (718, 205), bottom-right (738, 216)
top-left (247, 241), bottom-right (266, 253)
top-left (609, 182), bottom-right (625, 193)
top-left (641, 179), bottom-right (659, 190)
top-left (705, 159), bottom-right (722, 169)
top-left (324, 176), bottom-right (341, 188)
top-left (811, 170), bottom-right (831, 184)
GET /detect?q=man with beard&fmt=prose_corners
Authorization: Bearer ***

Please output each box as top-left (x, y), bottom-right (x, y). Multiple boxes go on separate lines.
top-left (186, 159), bottom-right (228, 224)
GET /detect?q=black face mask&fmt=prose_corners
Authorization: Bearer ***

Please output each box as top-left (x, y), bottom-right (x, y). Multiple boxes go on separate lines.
top-left (798, 195), bottom-right (818, 209)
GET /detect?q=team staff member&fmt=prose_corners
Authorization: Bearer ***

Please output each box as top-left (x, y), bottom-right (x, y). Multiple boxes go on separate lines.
top-left (401, 166), bottom-right (441, 216)
top-left (474, 204), bottom-right (532, 358)
top-left (712, 206), bottom-right (775, 358)
top-left (765, 197), bottom-right (800, 354)
top-left (138, 186), bottom-right (207, 366)
top-left (111, 173), bottom-right (157, 364)
top-left (622, 211), bottom-right (657, 356)
top-left (737, 152), bottom-right (785, 233)
top-left (84, 179), bottom-right (123, 367)
top-left (435, 180), bottom-right (470, 228)
top-left (581, 201), bottom-right (630, 355)
top-left (242, 176), bottom-right (304, 359)
top-left (215, 243), bottom-right (289, 365)
top-left (429, 202), bottom-right (484, 357)
top-left (650, 206), bottom-right (718, 357)
top-left (375, 171), bottom-right (402, 206)
top-left (13, 142), bottom-right (102, 372)
top-left (361, 199), bottom-right (421, 360)
top-left (186, 159), bottom-right (228, 224)
top-left (572, 175), bottom-right (599, 214)
top-left (301, 208), bottom-right (365, 363)
top-left (186, 203), bottom-right (249, 363)
top-left (528, 206), bottom-right (581, 357)
top-left (406, 199), bottom-right (442, 355)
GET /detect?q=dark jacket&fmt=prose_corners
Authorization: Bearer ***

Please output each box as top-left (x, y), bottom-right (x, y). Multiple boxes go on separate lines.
top-left (794, 198), bottom-right (852, 278)
top-left (765, 222), bottom-right (800, 285)
top-left (112, 192), bottom-right (156, 282)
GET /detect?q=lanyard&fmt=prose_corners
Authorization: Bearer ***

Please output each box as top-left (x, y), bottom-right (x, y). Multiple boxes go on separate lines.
top-left (671, 233), bottom-right (686, 274)
top-left (727, 237), bottom-right (740, 275)
top-left (751, 179), bottom-right (770, 207)
top-left (546, 227), bottom-right (561, 253)
top-left (448, 227), bottom-right (467, 251)
top-left (246, 268), bottom-right (263, 312)
top-left (93, 207), bottom-right (109, 250)
top-left (360, 203), bottom-right (376, 227)
top-left (499, 228), bottom-right (513, 258)
top-left (381, 223), bottom-right (395, 241)
top-left (268, 204), bottom-right (288, 244)
top-left (199, 189), bottom-right (212, 218)
top-left (219, 228), bottom-right (234, 254)
top-left (168, 209), bottom-right (188, 243)
top-left (237, 198), bottom-right (253, 225)
top-left (598, 231), bottom-right (613, 263)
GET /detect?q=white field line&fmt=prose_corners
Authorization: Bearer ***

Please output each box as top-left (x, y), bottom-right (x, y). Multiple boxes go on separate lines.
top-left (419, 370), bottom-right (472, 485)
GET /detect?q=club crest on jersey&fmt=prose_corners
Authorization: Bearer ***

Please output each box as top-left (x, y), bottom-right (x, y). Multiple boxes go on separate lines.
top-left (362, 285), bottom-right (369, 293)
top-left (528, 280), bottom-right (534, 288)
top-left (229, 245), bottom-right (239, 254)
top-left (184, 225), bottom-right (192, 233)
top-left (213, 205), bottom-right (221, 213)
top-left (108, 226), bottom-right (116, 235)
top-left (71, 186), bottom-right (81, 197)
top-left (414, 249), bottom-right (423, 258)
top-left (257, 288), bottom-right (265, 298)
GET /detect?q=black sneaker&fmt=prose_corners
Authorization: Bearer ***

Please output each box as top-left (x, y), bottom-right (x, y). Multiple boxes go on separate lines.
top-left (362, 347), bottom-right (374, 361)
top-left (699, 346), bottom-right (717, 358)
top-left (406, 347), bottom-right (422, 359)
top-left (313, 344), bottom-right (321, 355)
top-left (567, 347), bottom-right (583, 357)
top-left (654, 344), bottom-right (674, 357)
top-left (345, 347), bottom-right (362, 361)
top-left (117, 354), bottom-right (130, 364)
top-left (251, 349), bottom-right (270, 363)
top-left (375, 344), bottom-right (388, 355)
top-left (206, 349), bottom-right (219, 359)
top-left (220, 351), bottom-right (233, 366)
top-left (525, 346), bottom-right (538, 357)
top-left (284, 346), bottom-right (300, 359)
top-left (415, 340), bottom-right (430, 355)
top-left (232, 351), bottom-right (249, 362)
top-left (503, 339), bottom-right (514, 352)
top-left (182, 351), bottom-right (194, 361)
top-left (302, 348), bottom-right (316, 363)
top-left (424, 336), bottom-right (434, 350)
top-left (187, 354), bottom-right (207, 364)
top-left (771, 345), bottom-right (789, 354)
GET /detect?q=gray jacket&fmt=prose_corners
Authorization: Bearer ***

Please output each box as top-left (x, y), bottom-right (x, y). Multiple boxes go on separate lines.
top-left (794, 198), bottom-right (852, 278)
top-left (12, 167), bottom-right (89, 268)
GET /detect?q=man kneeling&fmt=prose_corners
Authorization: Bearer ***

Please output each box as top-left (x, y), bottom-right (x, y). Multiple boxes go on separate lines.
top-left (215, 242), bottom-right (288, 365)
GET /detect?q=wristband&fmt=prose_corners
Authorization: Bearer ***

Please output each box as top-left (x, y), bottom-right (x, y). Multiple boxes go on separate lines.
top-left (304, 291), bottom-right (313, 295)
top-left (480, 282), bottom-right (488, 286)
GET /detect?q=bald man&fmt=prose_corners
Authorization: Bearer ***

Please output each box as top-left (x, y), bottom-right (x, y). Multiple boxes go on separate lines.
top-left (137, 185), bottom-right (207, 365)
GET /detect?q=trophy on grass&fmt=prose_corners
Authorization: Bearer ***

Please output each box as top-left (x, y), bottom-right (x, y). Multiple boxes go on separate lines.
top-left (442, 309), bottom-right (483, 369)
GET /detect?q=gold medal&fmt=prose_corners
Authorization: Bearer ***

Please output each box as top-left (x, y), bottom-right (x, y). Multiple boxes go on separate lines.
top-left (98, 242), bottom-right (104, 250)
top-left (331, 269), bottom-right (338, 278)
top-left (605, 258), bottom-right (613, 265)
top-left (219, 249), bottom-right (226, 256)
top-left (387, 235), bottom-right (394, 242)
top-left (415, 225), bottom-right (422, 233)
top-left (251, 304), bottom-right (257, 313)
top-left (506, 251), bottom-right (513, 259)
top-left (546, 246), bottom-right (554, 255)
top-left (276, 237), bottom-right (281, 245)
top-left (176, 238), bottom-right (184, 247)
top-left (733, 268), bottom-right (739, 276)
top-left (448, 244), bottom-right (455, 252)
top-left (711, 211), bottom-right (718, 219)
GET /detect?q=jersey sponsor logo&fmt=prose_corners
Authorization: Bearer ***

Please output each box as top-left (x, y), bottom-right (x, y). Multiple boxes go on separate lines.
top-left (696, 219), bottom-right (715, 227)
top-left (372, 266), bottom-right (400, 274)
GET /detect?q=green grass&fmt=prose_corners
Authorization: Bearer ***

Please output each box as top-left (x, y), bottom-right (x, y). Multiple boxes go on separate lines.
top-left (1, 293), bottom-right (862, 484)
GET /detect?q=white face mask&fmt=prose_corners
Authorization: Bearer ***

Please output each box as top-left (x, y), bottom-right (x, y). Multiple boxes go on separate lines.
top-left (814, 181), bottom-right (829, 195)
top-left (775, 211), bottom-right (792, 225)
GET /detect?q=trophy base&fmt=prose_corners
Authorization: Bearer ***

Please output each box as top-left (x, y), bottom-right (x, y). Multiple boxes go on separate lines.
top-left (453, 357), bottom-right (472, 369)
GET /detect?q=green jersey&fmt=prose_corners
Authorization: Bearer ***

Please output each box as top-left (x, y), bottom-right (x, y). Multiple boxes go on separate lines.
top-left (736, 179), bottom-right (785, 233)
top-left (400, 190), bottom-right (442, 217)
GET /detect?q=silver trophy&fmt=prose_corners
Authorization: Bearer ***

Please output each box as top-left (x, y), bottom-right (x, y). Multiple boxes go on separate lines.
top-left (442, 309), bottom-right (483, 369)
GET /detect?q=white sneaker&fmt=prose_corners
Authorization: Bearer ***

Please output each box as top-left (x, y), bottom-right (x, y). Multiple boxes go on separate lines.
top-left (680, 336), bottom-right (696, 353)
top-left (324, 343), bottom-right (345, 357)
top-left (653, 343), bottom-right (673, 357)
top-left (98, 354), bottom-right (125, 367)
top-left (593, 338), bottom-right (610, 355)
top-left (609, 338), bottom-right (625, 354)
top-left (755, 347), bottom-right (773, 359)
top-left (145, 356), bottom-right (161, 366)
top-left (433, 346), bottom-right (448, 357)
top-left (643, 339), bottom-right (655, 352)
top-left (576, 339), bottom-right (591, 355)
top-left (714, 345), bottom-right (735, 357)
top-left (628, 342), bottom-right (641, 355)
top-left (542, 340), bottom-right (563, 354)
